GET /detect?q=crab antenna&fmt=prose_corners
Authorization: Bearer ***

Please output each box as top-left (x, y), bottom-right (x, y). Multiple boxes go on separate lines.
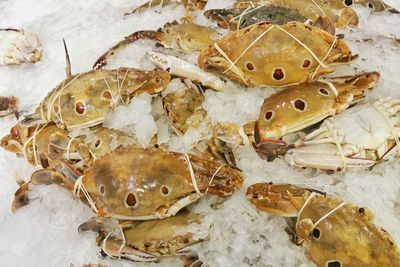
top-left (63, 38), bottom-right (72, 78)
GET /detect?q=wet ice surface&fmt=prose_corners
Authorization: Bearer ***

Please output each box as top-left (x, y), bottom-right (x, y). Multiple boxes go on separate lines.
top-left (1, 0), bottom-right (400, 266)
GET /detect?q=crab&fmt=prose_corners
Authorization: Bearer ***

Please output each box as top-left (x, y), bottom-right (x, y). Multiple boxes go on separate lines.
top-left (0, 29), bottom-right (42, 66)
top-left (204, 5), bottom-right (337, 34)
top-left (20, 68), bottom-right (170, 130)
top-left (126, 0), bottom-right (209, 23)
top-left (232, 0), bottom-right (360, 29)
top-left (246, 183), bottom-right (400, 267)
top-left (0, 96), bottom-right (18, 118)
top-left (198, 21), bottom-right (357, 88)
top-left (284, 98), bottom-right (400, 171)
top-left (93, 21), bottom-right (219, 69)
top-left (162, 79), bottom-right (207, 135)
top-left (253, 72), bottom-right (380, 160)
top-left (13, 146), bottom-right (243, 219)
top-left (160, 78), bottom-right (247, 166)
top-left (146, 51), bottom-right (228, 91)
top-left (1, 123), bottom-right (139, 170)
top-left (79, 210), bottom-right (205, 262)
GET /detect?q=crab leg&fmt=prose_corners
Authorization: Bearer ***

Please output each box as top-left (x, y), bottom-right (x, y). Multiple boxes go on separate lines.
top-left (146, 51), bottom-right (228, 91)
top-left (285, 144), bottom-right (376, 170)
top-left (93, 30), bottom-right (165, 69)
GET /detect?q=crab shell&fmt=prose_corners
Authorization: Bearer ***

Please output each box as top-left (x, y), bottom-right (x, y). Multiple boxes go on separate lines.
top-left (79, 210), bottom-right (204, 262)
top-left (285, 98), bottom-right (400, 170)
top-left (247, 183), bottom-right (400, 267)
top-left (1, 123), bottom-right (139, 170)
top-left (204, 6), bottom-right (308, 30)
top-left (129, 0), bottom-right (209, 23)
top-left (233, 0), bottom-right (360, 28)
top-left (22, 68), bottom-right (170, 130)
top-left (162, 80), bottom-right (206, 134)
top-left (253, 72), bottom-right (380, 159)
top-left (129, 0), bottom-right (208, 14)
top-left (198, 21), bottom-right (357, 87)
top-left (93, 22), bottom-right (218, 69)
top-left (0, 96), bottom-right (18, 118)
top-left (30, 146), bottom-right (241, 220)
top-left (81, 146), bottom-right (242, 220)
top-left (0, 29), bottom-right (42, 66)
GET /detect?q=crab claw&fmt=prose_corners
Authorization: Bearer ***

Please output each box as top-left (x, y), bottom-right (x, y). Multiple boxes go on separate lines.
top-left (79, 217), bottom-right (159, 262)
top-left (336, 8), bottom-right (359, 29)
top-left (253, 121), bottom-right (291, 160)
top-left (313, 16), bottom-right (336, 35)
top-left (101, 239), bottom-right (159, 262)
top-left (12, 182), bottom-right (30, 212)
top-left (246, 183), bottom-right (324, 217)
top-left (146, 51), bottom-right (228, 91)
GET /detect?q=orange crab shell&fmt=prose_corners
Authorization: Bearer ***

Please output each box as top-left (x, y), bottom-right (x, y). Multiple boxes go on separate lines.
top-left (198, 21), bottom-right (357, 87)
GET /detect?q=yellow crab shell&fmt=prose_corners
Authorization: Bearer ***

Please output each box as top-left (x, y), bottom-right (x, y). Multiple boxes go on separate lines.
top-left (81, 146), bottom-right (243, 220)
top-left (29, 68), bottom-right (170, 130)
top-left (199, 21), bottom-right (356, 87)
top-left (79, 210), bottom-right (204, 261)
top-left (247, 183), bottom-right (400, 267)
top-left (255, 72), bottom-right (380, 142)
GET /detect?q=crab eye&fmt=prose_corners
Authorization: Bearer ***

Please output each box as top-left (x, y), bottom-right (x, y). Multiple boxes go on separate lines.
top-left (245, 62), bottom-right (255, 71)
top-left (99, 185), bottom-right (105, 195)
top-left (343, 0), bottom-right (353, 6)
top-left (312, 228), bottom-right (321, 239)
top-left (302, 59), bottom-right (311, 68)
top-left (265, 111), bottom-right (274, 121)
top-left (125, 192), bottom-right (139, 208)
top-left (160, 185), bottom-right (171, 197)
top-left (368, 2), bottom-right (375, 11)
top-left (75, 101), bottom-right (86, 115)
top-left (272, 68), bottom-right (285, 80)
top-left (94, 139), bottom-right (101, 148)
top-left (318, 88), bottom-right (330, 96)
top-left (358, 207), bottom-right (365, 214)
top-left (326, 260), bottom-right (341, 267)
top-left (102, 90), bottom-right (112, 100)
top-left (293, 99), bottom-right (306, 112)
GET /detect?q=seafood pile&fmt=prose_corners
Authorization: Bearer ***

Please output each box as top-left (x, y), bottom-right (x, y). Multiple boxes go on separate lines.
top-left (1, 0), bottom-right (400, 266)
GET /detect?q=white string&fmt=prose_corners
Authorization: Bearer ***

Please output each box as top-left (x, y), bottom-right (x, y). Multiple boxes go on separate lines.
top-left (98, 69), bottom-right (117, 106)
top-left (74, 175), bottom-right (99, 213)
top-left (297, 190), bottom-right (346, 236)
top-left (297, 192), bottom-right (317, 218)
top-left (311, 0), bottom-right (327, 16)
top-left (184, 153), bottom-right (203, 196)
top-left (223, 25), bottom-right (276, 74)
top-left (117, 224), bottom-right (126, 259)
top-left (233, 6), bottom-right (253, 30)
top-left (22, 123), bottom-right (47, 166)
top-left (205, 165), bottom-right (223, 195)
top-left (313, 201), bottom-right (345, 228)
top-left (275, 25), bottom-right (328, 68)
top-left (311, 36), bottom-right (337, 80)
top-left (213, 42), bottom-right (249, 86)
top-left (66, 136), bottom-right (76, 161)
top-left (101, 230), bottom-right (114, 258)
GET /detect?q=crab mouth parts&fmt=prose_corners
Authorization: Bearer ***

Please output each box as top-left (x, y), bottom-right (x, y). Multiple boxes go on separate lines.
top-left (100, 247), bottom-right (159, 262)
top-left (105, 192), bottom-right (203, 221)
